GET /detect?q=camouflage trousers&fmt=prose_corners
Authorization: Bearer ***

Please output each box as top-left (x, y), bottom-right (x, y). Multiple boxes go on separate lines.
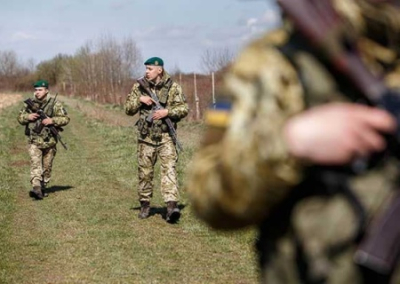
top-left (137, 136), bottom-right (179, 203)
top-left (28, 143), bottom-right (57, 187)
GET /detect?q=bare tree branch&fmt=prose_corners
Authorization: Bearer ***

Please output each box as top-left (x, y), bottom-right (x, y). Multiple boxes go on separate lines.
top-left (199, 47), bottom-right (235, 74)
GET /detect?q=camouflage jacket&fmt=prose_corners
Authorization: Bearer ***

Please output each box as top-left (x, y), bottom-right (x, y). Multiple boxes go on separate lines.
top-left (124, 71), bottom-right (189, 145)
top-left (17, 96), bottom-right (70, 149)
top-left (186, 27), bottom-right (400, 283)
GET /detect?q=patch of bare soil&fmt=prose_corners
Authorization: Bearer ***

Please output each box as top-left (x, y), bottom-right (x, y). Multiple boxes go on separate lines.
top-left (0, 93), bottom-right (22, 110)
top-left (9, 160), bottom-right (30, 167)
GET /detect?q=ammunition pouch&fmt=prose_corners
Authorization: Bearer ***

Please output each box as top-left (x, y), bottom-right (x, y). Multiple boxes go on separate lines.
top-left (33, 120), bottom-right (44, 134)
top-left (146, 111), bottom-right (153, 123)
top-left (150, 120), bottom-right (163, 141)
top-left (136, 117), bottom-right (171, 141)
top-left (137, 118), bottom-right (150, 138)
top-left (161, 123), bottom-right (169, 133)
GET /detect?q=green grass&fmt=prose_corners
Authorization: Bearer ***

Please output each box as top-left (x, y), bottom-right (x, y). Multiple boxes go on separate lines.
top-left (0, 96), bottom-right (258, 284)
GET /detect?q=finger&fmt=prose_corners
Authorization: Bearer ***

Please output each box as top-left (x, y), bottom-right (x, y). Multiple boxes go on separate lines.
top-left (355, 125), bottom-right (387, 153)
top-left (369, 108), bottom-right (397, 133)
top-left (338, 125), bottom-right (385, 165)
top-left (350, 105), bottom-right (397, 134)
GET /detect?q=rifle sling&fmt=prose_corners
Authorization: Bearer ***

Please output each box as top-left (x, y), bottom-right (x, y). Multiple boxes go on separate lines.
top-left (40, 97), bottom-right (55, 116)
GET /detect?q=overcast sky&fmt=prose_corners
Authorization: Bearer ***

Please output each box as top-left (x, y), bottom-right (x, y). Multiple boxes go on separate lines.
top-left (0, 0), bottom-right (281, 73)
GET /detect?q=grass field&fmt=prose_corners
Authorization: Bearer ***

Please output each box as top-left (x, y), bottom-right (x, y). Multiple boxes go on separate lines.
top-left (0, 94), bottom-right (258, 284)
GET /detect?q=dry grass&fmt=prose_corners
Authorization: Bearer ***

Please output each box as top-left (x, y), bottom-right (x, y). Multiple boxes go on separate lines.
top-left (0, 93), bottom-right (22, 110)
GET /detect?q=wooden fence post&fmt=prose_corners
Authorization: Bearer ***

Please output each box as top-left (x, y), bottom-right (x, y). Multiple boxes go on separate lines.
top-left (194, 73), bottom-right (200, 120)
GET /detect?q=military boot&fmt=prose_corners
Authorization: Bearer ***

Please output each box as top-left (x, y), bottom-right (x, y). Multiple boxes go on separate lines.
top-left (41, 181), bottom-right (49, 198)
top-left (138, 201), bottom-right (150, 219)
top-left (166, 201), bottom-right (181, 223)
top-left (29, 186), bottom-right (44, 200)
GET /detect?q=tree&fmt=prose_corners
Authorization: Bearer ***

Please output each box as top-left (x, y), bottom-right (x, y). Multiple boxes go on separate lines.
top-left (62, 34), bottom-right (142, 103)
top-left (0, 50), bottom-right (20, 77)
top-left (0, 50), bottom-right (35, 91)
top-left (199, 47), bottom-right (235, 74)
top-left (36, 54), bottom-right (69, 86)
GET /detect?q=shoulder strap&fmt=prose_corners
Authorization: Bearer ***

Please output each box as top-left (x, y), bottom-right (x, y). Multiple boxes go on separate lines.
top-left (43, 97), bottom-right (55, 117)
top-left (158, 79), bottom-right (174, 105)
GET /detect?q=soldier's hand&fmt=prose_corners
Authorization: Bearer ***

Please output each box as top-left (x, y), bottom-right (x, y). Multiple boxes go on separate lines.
top-left (42, 118), bottom-right (54, 125)
top-left (140, 96), bottom-right (154, 106)
top-left (28, 113), bottom-right (40, 121)
top-left (283, 103), bottom-right (396, 165)
top-left (153, 109), bottom-right (168, 120)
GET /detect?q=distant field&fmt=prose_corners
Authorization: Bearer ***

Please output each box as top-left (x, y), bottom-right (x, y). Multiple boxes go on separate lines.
top-left (0, 93), bottom-right (22, 109)
top-left (0, 94), bottom-right (258, 284)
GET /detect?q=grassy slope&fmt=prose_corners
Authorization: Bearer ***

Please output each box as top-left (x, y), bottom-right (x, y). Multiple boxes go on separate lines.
top-left (0, 96), bottom-right (258, 284)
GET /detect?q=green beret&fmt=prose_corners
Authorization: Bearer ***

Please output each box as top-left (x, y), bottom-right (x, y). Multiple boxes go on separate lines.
top-left (33, 80), bottom-right (49, 88)
top-left (144, 57), bottom-right (164, 67)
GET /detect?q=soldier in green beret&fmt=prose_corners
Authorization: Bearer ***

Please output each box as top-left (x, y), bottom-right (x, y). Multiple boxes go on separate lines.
top-left (17, 80), bottom-right (70, 200)
top-left (124, 57), bottom-right (189, 223)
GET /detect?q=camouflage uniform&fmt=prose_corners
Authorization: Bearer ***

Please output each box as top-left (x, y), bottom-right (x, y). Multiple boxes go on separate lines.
top-left (186, 0), bottom-right (400, 283)
top-left (125, 71), bottom-right (188, 204)
top-left (17, 96), bottom-right (70, 189)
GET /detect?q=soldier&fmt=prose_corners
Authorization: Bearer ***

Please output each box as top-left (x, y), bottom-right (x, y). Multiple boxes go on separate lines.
top-left (17, 80), bottom-right (70, 200)
top-left (125, 57), bottom-right (188, 223)
top-left (186, 0), bottom-right (400, 283)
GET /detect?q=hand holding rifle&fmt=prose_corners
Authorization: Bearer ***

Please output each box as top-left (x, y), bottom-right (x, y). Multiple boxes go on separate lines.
top-left (137, 77), bottom-right (183, 152)
top-left (24, 96), bottom-right (68, 150)
top-left (139, 96), bottom-right (169, 120)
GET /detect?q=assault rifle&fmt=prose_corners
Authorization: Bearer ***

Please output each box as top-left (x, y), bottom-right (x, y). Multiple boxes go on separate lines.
top-left (278, 0), bottom-right (400, 279)
top-left (137, 77), bottom-right (183, 152)
top-left (24, 96), bottom-right (68, 150)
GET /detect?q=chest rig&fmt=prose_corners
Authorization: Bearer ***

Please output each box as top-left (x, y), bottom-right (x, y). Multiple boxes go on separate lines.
top-left (26, 98), bottom-right (55, 135)
top-left (137, 79), bottom-right (174, 142)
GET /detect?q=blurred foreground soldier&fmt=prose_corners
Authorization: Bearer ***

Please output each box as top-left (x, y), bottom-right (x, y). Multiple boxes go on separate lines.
top-left (125, 57), bottom-right (188, 223)
top-left (17, 80), bottom-right (70, 200)
top-left (186, 0), bottom-right (400, 283)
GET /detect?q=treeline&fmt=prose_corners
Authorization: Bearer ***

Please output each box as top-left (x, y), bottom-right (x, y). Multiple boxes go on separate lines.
top-left (0, 35), bottom-right (231, 120)
top-left (0, 50), bottom-right (35, 91)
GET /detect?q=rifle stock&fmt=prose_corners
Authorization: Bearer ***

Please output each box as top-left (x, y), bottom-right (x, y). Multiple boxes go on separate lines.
top-left (277, 0), bottom-right (399, 110)
top-left (24, 97), bottom-right (68, 150)
top-left (137, 77), bottom-right (183, 152)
